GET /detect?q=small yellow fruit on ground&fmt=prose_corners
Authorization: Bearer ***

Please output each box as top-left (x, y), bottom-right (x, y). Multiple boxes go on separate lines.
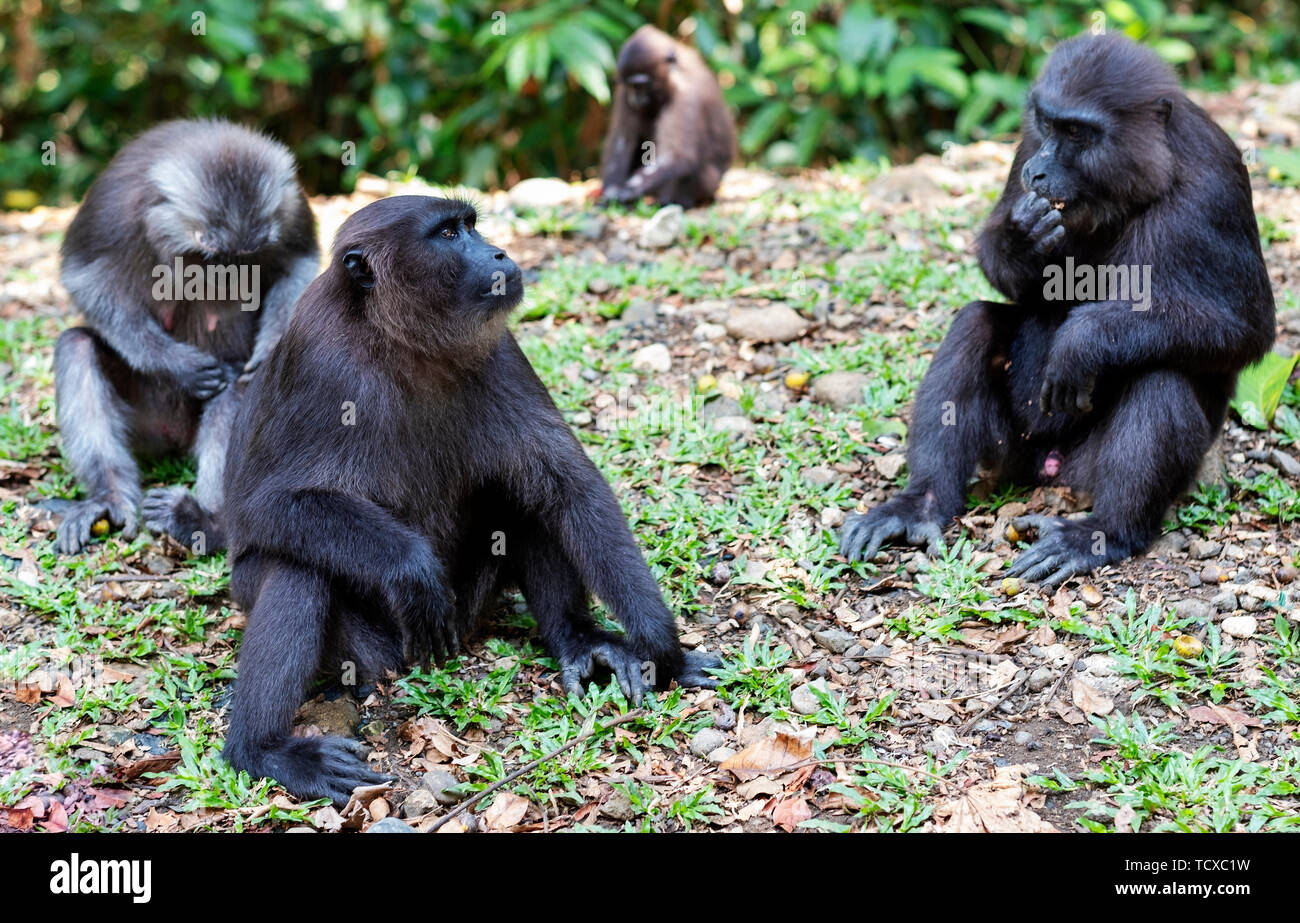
top-left (1005, 523), bottom-right (1021, 543)
top-left (1268, 165), bottom-right (1283, 182)
top-left (1079, 585), bottom-right (1104, 607)
top-left (784, 370), bottom-right (810, 390)
top-left (91, 518), bottom-right (110, 537)
top-left (1001, 577), bottom-right (1022, 596)
top-left (696, 374), bottom-right (717, 392)
top-left (1173, 634), bottom-right (1203, 658)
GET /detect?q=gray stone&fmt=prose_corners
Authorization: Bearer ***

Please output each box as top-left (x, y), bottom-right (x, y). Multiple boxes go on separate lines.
top-left (725, 305), bottom-right (809, 343)
top-left (422, 769), bottom-right (463, 806)
top-left (812, 628), bottom-right (855, 654)
top-left (601, 790), bottom-right (638, 821)
top-left (509, 177), bottom-right (582, 211)
top-left (401, 788), bottom-right (439, 818)
top-left (1190, 539), bottom-right (1222, 560)
top-left (639, 205), bottom-right (684, 249)
top-left (1173, 598), bottom-right (1213, 624)
top-left (367, 817), bottom-right (417, 833)
top-left (690, 728), bottom-right (727, 758)
top-left (706, 746), bottom-right (736, 764)
top-left (630, 343), bottom-right (671, 374)
top-left (1027, 666), bottom-right (1055, 692)
top-left (616, 299), bottom-right (658, 326)
top-left (1210, 589), bottom-right (1238, 612)
top-left (1221, 616), bottom-right (1258, 638)
top-left (811, 372), bottom-right (870, 410)
top-left (1271, 448), bottom-right (1300, 477)
top-left (791, 680), bottom-right (828, 715)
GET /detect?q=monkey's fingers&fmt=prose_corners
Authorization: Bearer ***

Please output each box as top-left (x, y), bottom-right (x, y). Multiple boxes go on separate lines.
top-left (906, 520), bottom-right (946, 557)
top-left (1011, 192), bottom-right (1052, 231)
top-left (839, 512), bottom-right (902, 562)
top-left (1032, 223), bottom-right (1066, 255)
top-left (675, 650), bottom-right (721, 689)
top-left (593, 644), bottom-right (647, 705)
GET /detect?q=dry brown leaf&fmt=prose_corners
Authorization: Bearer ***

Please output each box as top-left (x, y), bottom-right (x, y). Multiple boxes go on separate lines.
top-left (1071, 678), bottom-right (1114, 716)
top-left (932, 764), bottom-right (1057, 833)
top-left (735, 776), bottom-right (783, 800)
top-left (1051, 698), bottom-right (1087, 725)
top-left (50, 673), bottom-right (76, 708)
top-left (483, 791), bottom-right (530, 831)
top-left (1186, 704), bottom-right (1262, 731)
top-left (114, 751), bottom-right (181, 782)
top-left (721, 732), bottom-right (813, 780)
top-left (1113, 804), bottom-right (1137, 832)
top-left (3, 808), bottom-right (34, 830)
top-left (13, 685), bottom-right (40, 705)
top-left (914, 700), bottom-right (956, 722)
top-left (766, 795), bottom-right (812, 832)
top-left (143, 807), bottom-right (180, 832)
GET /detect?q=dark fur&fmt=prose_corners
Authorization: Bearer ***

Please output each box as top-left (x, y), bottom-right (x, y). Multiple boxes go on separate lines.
top-left (840, 34), bottom-right (1275, 586)
top-left (220, 196), bottom-right (716, 803)
top-left (600, 25), bottom-right (736, 208)
top-left (54, 119), bottom-right (319, 554)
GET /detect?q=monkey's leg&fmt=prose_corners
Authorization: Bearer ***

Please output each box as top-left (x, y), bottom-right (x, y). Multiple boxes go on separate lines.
top-left (841, 301), bottom-right (1015, 562)
top-left (53, 328), bottom-right (143, 554)
top-left (1008, 370), bottom-right (1212, 586)
top-left (142, 381), bottom-right (238, 551)
top-left (222, 557), bottom-right (389, 805)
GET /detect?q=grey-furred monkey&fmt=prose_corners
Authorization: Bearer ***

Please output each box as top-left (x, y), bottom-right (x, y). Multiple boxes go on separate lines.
top-left (53, 119), bottom-right (320, 554)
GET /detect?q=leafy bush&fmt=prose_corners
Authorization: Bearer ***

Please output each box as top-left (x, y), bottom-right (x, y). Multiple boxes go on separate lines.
top-left (2, 0), bottom-right (1298, 206)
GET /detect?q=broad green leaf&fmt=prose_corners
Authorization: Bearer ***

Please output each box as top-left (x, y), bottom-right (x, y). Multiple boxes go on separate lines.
top-left (1232, 351), bottom-right (1300, 429)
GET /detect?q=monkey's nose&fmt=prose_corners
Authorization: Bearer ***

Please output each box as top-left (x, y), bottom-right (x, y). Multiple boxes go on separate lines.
top-left (493, 250), bottom-right (506, 260)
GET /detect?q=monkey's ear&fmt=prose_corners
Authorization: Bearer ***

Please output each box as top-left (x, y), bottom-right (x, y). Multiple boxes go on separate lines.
top-left (342, 250), bottom-right (374, 289)
top-left (1156, 97), bottom-right (1173, 124)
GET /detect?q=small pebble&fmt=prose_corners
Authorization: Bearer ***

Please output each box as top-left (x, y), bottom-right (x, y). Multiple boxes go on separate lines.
top-left (690, 728), bottom-right (727, 758)
top-left (1221, 616), bottom-right (1258, 638)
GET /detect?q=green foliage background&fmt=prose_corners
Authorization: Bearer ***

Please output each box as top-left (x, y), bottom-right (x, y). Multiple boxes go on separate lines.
top-left (2, 0), bottom-right (1298, 205)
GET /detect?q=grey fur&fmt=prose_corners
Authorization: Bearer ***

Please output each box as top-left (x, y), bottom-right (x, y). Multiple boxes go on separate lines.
top-left (55, 118), bottom-right (319, 553)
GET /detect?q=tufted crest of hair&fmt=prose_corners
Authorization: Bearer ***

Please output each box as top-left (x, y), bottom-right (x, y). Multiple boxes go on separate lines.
top-left (326, 195), bottom-right (498, 355)
top-left (141, 119), bottom-right (302, 256)
top-left (617, 24), bottom-right (678, 77)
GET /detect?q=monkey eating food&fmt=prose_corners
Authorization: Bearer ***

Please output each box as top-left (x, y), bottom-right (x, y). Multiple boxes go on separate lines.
top-left (840, 34), bottom-right (1275, 586)
top-left (220, 195), bottom-right (717, 803)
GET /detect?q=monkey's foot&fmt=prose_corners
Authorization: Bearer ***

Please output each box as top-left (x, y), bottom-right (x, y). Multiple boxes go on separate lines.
top-left (1006, 515), bottom-right (1111, 588)
top-left (57, 496), bottom-right (138, 554)
top-left (672, 649), bottom-right (721, 689)
top-left (142, 487), bottom-right (202, 542)
top-left (226, 736), bottom-right (391, 806)
top-left (559, 637), bottom-right (651, 704)
top-left (839, 494), bottom-right (947, 562)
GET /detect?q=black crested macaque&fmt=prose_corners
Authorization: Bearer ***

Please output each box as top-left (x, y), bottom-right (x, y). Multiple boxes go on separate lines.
top-left (221, 196), bottom-right (718, 803)
top-left (54, 119), bottom-right (319, 554)
top-left (840, 34), bottom-right (1275, 586)
top-left (600, 24), bottom-right (736, 208)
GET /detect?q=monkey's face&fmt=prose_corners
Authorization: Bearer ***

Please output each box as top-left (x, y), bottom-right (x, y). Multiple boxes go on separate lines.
top-left (1019, 36), bottom-right (1178, 235)
top-left (617, 26), bottom-right (677, 113)
top-left (335, 197), bottom-right (523, 349)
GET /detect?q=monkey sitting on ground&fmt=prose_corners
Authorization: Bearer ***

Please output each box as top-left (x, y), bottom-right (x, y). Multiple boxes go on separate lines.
top-left (53, 119), bottom-right (319, 554)
top-left (220, 196), bottom-right (718, 803)
top-left (840, 34), bottom-right (1275, 586)
top-left (600, 24), bottom-right (736, 208)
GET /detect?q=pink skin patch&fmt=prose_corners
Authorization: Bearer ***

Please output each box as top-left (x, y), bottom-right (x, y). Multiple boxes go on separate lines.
top-left (1041, 450), bottom-right (1063, 479)
top-left (160, 304), bottom-right (175, 332)
top-left (206, 311), bottom-right (219, 333)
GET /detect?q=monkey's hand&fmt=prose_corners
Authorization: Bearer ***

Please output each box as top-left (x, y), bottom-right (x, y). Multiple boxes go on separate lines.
top-left (176, 351), bottom-right (236, 401)
top-left (1006, 515), bottom-right (1109, 588)
top-left (559, 634), bottom-right (653, 704)
top-left (839, 492), bottom-right (947, 563)
top-left (598, 184), bottom-right (637, 206)
top-left (1040, 347), bottom-right (1096, 415)
top-left (1011, 192), bottom-right (1065, 256)
top-left (57, 496), bottom-right (139, 554)
top-left (384, 547), bottom-right (457, 664)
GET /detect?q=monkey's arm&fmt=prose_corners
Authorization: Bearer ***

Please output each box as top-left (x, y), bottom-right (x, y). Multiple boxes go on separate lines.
top-left (600, 89), bottom-right (637, 195)
top-left (244, 252), bottom-right (320, 374)
top-left (62, 257), bottom-right (231, 399)
top-left (236, 487), bottom-right (456, 658)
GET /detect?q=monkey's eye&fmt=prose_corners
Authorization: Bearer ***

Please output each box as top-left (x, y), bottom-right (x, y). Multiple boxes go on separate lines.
top-left (440, 225), bottom-right (458, 240)
top-left (1062, 122), bottom-right (1084, 142)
